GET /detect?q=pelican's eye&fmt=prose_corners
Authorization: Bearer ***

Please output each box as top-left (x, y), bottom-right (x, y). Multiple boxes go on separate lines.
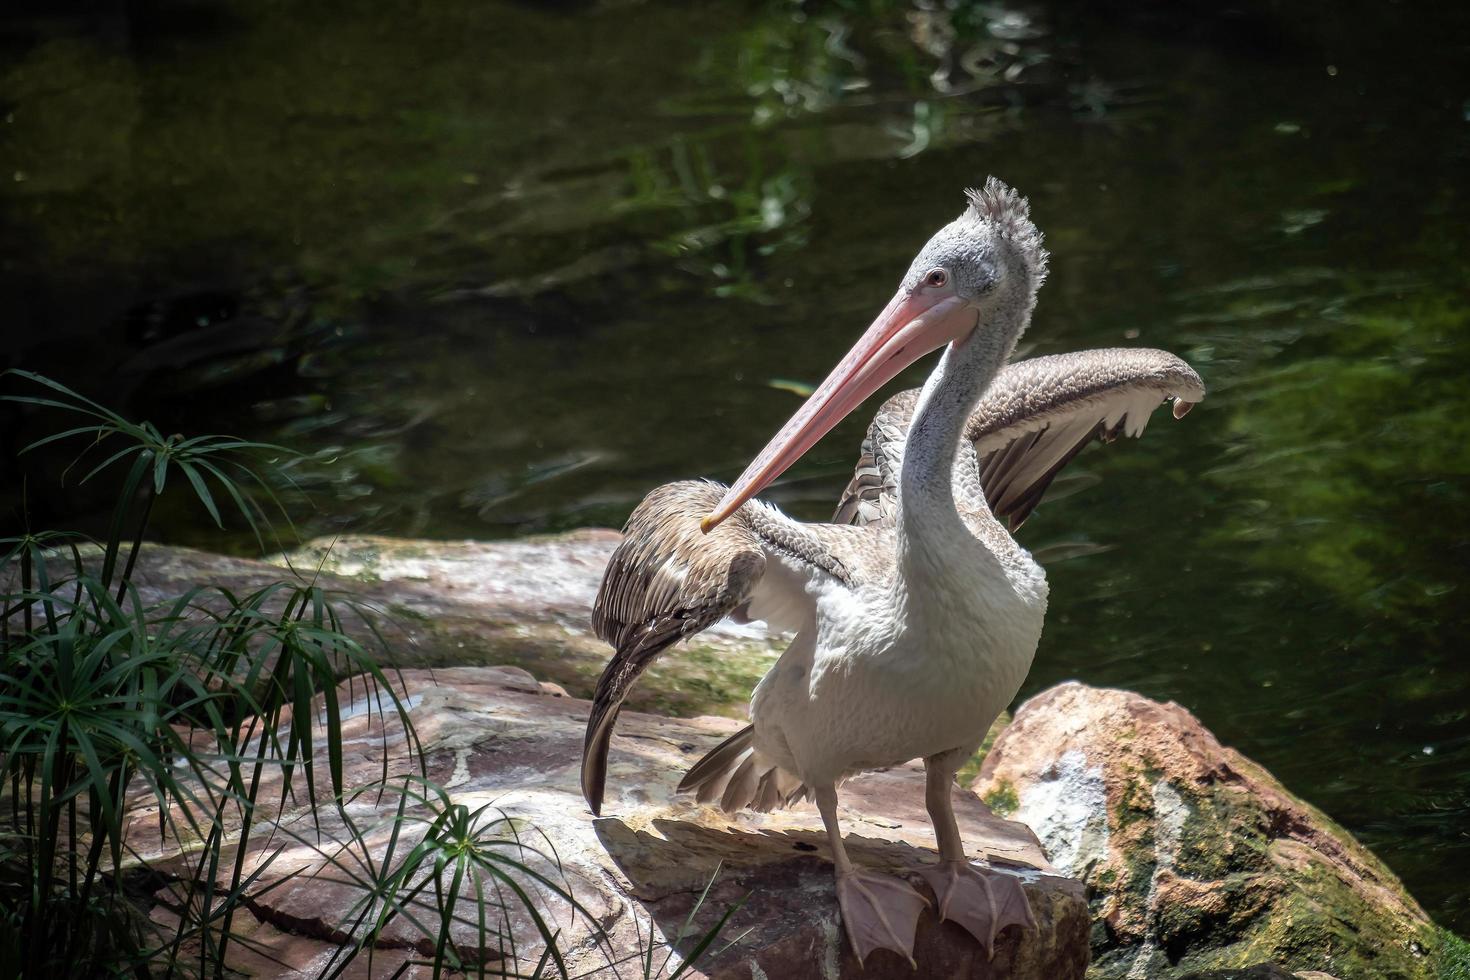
top-left (924, 268), bottom-right (948, 288)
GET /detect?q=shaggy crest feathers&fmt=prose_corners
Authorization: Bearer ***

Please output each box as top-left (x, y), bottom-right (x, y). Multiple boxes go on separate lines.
top-left (965, 177), bottom-right (1049, 283)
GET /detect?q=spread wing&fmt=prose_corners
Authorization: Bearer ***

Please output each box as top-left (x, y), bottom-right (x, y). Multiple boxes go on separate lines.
top-left (583, 480), bottom-right (873, 814)
top-left (833, 348), bottom-right (1205, 530)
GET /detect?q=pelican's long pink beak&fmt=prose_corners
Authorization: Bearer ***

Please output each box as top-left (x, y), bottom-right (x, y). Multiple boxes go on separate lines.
top-left (701, 286), bottom-right (976, 532)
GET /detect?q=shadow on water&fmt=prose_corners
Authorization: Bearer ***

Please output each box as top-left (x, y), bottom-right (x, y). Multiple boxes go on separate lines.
top-left (2, 0), bottom-right (1467, 932)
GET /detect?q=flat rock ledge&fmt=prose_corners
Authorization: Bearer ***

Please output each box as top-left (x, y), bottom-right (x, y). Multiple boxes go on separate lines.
top-left (974, 682), bottom-right (1466, 980)
top-left (117, 532), bottom-right (782, 718)
top-left (131, 665), bottom-right (1089, 979)
top-left (100, 531), bottom-right (1466, 978)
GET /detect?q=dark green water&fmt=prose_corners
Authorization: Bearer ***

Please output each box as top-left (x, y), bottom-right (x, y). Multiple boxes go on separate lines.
top-left (2, 0), bottom-right (1467, 933)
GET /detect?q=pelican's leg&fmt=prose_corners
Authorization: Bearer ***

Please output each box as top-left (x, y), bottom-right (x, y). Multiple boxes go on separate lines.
top-left (815, 784), bottom-right (928, 966)
top-left (917, 753), bottom-right (1036, 957)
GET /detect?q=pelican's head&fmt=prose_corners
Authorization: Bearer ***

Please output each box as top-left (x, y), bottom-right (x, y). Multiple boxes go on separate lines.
top-left (898, 179), bottom-right (1049, 315)
top-left (701, 178), bottom-right (1048, 533)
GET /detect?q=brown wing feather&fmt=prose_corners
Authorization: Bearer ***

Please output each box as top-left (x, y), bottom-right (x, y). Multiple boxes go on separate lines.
top-left (583, 481), bottom-right (767, 814)
top-left (833, 348), bottom-right (1205, 531)
top-left (586, 479), bottom-right (880, 814)
top-left (970, 348), bottom-right (1204, 529)
top-left (831, 389), bottom-right (917, 527)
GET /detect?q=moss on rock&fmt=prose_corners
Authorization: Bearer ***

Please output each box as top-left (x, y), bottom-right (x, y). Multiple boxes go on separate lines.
top-left (975, 682), bottom-right (1460, 980)
top-left (982, 780), bottom-right (1020, 819)
top-left (1437, 929), bottom-right (1470, 980)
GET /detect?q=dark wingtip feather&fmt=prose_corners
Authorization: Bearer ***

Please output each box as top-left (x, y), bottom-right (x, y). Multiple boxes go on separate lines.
top-left (582, 772), bottom-right (604, 815)
top-left (580, 702), bottom-right (614, 815)
top-left (581, 628), bottom-right (685, 816)
top-left (583, 479), bottom-right (773, 815)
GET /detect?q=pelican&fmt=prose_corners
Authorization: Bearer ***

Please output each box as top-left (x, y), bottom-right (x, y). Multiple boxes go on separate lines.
top-left (581, 179), bottom-right (1204, 964)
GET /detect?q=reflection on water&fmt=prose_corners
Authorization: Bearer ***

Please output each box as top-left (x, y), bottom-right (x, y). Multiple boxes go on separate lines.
top-left (2, 0), bottom-right (1467, 932)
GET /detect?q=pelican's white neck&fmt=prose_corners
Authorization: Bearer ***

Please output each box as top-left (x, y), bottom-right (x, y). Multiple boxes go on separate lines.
top-left (898, 331), bottom-right (1003, 528)
top-left (897, 275), bottom-right (1037, 553)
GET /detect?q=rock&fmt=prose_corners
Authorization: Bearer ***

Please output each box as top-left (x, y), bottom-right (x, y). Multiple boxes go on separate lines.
top-left (973, 682), bottom-right (1460, 980)
top-left (1178, 966), bottom-right (1350, 980)
top-left (109, 532), bottom-right (784, 717)
top-left (129, 666), bottom-right (1089, 978)
top-left (1177, 969), bottom-right (1351, 980)
top-left (1178, 967), bottom-right (1323, 980)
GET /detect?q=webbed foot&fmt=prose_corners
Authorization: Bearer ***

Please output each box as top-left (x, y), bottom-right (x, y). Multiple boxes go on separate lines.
top-left (918, 860), bottom-right (1035, 957)
top-left (835, 867), bottom-right (930, 967)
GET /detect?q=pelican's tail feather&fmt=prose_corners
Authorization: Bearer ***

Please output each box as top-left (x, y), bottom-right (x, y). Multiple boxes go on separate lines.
top-left (677, 725), bottom-right (809, 813)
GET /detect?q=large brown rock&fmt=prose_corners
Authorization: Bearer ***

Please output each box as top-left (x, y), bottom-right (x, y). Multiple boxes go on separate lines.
top-left (131, 665), bottom-right (1089, 978)
top-left (972, 682), bottom-right (1461, 980)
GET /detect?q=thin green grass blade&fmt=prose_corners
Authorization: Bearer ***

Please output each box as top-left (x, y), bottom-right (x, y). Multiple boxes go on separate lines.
top-left (17, 423), bottom-right (112, 454)
top-left (77, 443), bottom-right (147, 487)
top-left (2, 370), bottom-right (132, 422)
top-left (99, 453), bottom-right (151, 590)
top-left (177, 461), bottom-right (224, 528)
top-left (664, 898), bottom-right (743, 980)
